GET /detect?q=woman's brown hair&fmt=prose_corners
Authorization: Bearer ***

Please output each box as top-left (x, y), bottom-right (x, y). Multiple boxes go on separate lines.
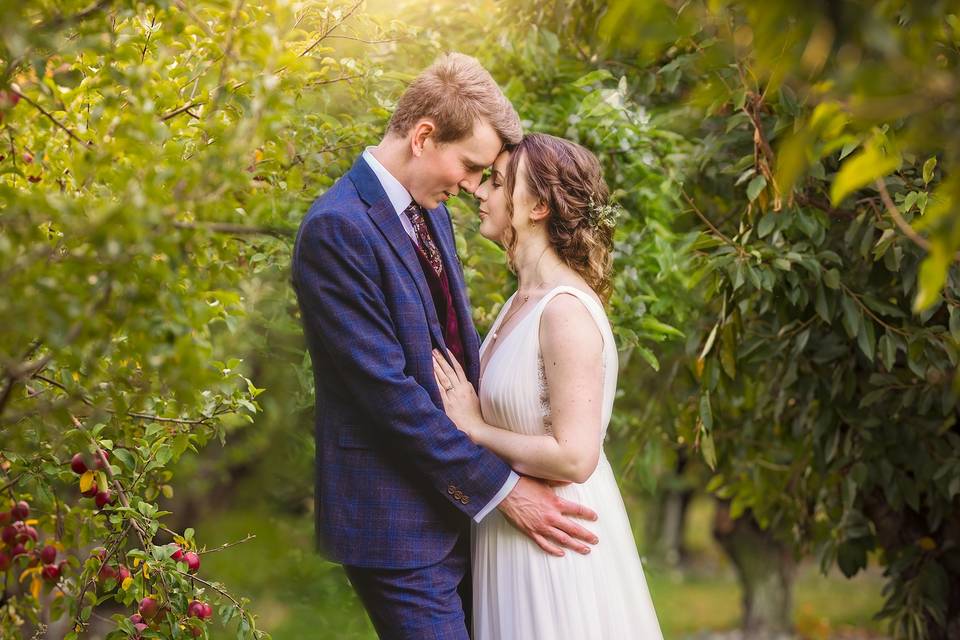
top-left (503, 133), bottom-right (616, 302)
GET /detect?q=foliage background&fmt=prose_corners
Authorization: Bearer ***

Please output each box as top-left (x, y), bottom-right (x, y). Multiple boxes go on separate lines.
top-left (2, 0), bottom-right (957, 638)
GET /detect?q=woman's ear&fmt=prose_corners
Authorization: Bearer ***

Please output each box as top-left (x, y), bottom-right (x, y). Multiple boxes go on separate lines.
top-left (529, 199), bottom-right (550, 224)
top-left (410, 119), bottom-right (436, 157)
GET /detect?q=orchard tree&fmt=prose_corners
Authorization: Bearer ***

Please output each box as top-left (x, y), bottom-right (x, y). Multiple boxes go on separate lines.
top-left (0, 0), bottom-right (407, 637)
top-left (596, 0), bottom-right (960, 638)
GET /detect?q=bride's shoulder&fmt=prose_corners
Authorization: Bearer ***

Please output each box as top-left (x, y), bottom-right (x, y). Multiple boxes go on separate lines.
top-left (538, 288), bottom-right (605, 354)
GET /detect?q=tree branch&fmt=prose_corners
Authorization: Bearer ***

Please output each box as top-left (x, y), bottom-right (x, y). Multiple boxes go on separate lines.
top-left (307, 73), bottom-right (363, 88)
top-left (875, 179), bottom-right (960, 262)
top-left (161, 101), bottom-right (204, 121)
top-left (172, 220), bottom-right (293, 239)
top-left (299, 0), bottom-right (364, 58)
top-left (37, 0), bottom-right (114, 32)
top-left (325, 35), bottom-right (405, 45)
top-left (10, 87), bottom-right (90, 147)
top-left (839, 282), bottom-right (910, 337)
top-left (682, 189), bottom-right (748, 257)
top-left (33, 373), bottom-right (229, 425)
top-left (0, 472), bottom-right (25, 495)
top-left (71, 521), bottom-right (132, 634)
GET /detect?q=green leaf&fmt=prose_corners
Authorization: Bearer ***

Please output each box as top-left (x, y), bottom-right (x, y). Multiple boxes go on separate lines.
top-left (923, 156), bottom-right (937, 184)
top-left (757, 213), bottom-right (776, 238)
top-left (903, 191), bottom-right (918, 212)
top-left (111, 448), bottom-right (136, 471)
top-left (839, 140), bottom-right (859, 160)
top-left (841, 294), bottom-right (862, 338)
top-left (639, 316), bottom-right (684, 338)
top-left (746, 175), bottom-right (767, 202)
top-left (949, 307), bottom-right (960, 342)
top-left (823, 268), bottom-right (841, 290)
top-left (879, 334), bottom-right (897, 371)
top-left (837, 539), bottom-right (868, 577)
top-left (857, 317), bottom-right (876, 362)
top-left (700, 429), bottom-right (717, 471)
top-left (815, 282), bottom-right (831, 323)
top-left (720, 322), bottom-right (737, 379)
top-left (572, 69), bottom-right (614, 88)
top-left (914, 242), bottom-right (950, 312)
top-left (635, 345), bottom-right (660, 371)
top-left (699, 323), bottom-right (719, 360)
top-left (699, 393), bottom-right (713, 431)
top-left (830, 136), bottom-right (901, 205)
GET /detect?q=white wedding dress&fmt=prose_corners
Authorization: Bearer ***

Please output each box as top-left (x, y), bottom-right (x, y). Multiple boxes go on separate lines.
top-left (472, 285), bottom-right (664, 640)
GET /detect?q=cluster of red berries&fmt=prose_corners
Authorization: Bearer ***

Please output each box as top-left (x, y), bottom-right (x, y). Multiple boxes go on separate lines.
top-left (0, 500), bottom-right (66, 584)
top-left (169, 543), bottom-right (201, 573)
top-left (89, 546), bottom-right (131, 589)
top-left (70, 450), bottom-right (115, 508)
top-left (120, 544), bottom-right (207, 638)
top-left (130, 595), bottom-right (211, 637)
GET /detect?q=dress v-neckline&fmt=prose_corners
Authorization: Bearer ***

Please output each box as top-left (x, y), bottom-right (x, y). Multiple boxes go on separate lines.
top-left (479, 291), bottom-right (538, 382)
top-left (479, 285), bottom-right (607, 383)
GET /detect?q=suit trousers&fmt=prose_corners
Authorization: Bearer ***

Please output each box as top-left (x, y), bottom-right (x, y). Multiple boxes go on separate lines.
top-left (343, 532), bottom-right (472, 640)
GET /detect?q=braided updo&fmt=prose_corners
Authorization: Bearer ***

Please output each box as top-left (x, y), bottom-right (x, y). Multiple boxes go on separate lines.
top-left (503, 133), bottom-right (616, 303)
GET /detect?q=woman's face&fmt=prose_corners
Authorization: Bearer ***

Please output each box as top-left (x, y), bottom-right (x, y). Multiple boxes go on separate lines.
top-left (475, 151), bottom-right (536, 244)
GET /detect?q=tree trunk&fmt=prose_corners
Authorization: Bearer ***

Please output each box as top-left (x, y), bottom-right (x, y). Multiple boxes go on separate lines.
top-left (645, 454), bottom-right (694, 566)
top-left (713, 501), bottom-right (796, 639)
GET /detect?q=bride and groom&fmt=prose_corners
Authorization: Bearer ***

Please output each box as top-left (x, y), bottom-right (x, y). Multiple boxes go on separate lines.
top-left (292, 52), bottom-right (663, 639)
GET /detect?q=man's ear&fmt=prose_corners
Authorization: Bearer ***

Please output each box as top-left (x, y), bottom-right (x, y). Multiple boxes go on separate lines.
top-left (410, 119), bottom-right (437, 157)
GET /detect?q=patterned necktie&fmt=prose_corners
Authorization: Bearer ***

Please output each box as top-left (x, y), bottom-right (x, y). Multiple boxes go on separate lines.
top-left (403, 201), bottom-right (444, 278)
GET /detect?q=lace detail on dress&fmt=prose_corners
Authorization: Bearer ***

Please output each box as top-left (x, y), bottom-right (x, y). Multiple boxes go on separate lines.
top-left (537, 352), bottom-right (553, 435)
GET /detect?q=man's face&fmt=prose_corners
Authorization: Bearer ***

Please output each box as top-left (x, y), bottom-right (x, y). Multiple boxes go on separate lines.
top-left (408, 118), bottom-right (503, 209)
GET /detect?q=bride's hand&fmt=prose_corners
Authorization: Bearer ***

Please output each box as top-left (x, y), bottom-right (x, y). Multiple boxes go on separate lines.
top-left (432, 349), bottom-right (483, 439)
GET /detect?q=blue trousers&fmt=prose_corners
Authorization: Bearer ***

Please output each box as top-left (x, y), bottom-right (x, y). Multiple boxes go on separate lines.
top-left (343, 534), bottom-right (472, 640)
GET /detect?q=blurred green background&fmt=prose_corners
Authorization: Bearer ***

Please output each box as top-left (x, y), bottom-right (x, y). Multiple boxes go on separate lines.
top-left (4, 0), bottom-right (959, 637)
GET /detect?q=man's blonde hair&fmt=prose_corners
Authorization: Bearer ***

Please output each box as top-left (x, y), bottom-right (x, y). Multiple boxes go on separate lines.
top-left (388, 52), bottom-right (522, 146)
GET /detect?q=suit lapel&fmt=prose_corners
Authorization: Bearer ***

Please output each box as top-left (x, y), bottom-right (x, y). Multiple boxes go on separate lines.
top-left (348, 157), bottom-right (446, 351)
top-left (425, 207), bottom-right (481, 386)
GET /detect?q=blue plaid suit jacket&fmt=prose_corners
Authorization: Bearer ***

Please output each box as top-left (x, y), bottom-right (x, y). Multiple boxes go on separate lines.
top-left (291, 155), bottom-right (513, 569)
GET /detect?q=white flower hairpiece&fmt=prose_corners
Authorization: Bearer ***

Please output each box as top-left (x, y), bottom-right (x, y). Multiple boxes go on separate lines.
top-left (587, 198), bottom-right (623, 230)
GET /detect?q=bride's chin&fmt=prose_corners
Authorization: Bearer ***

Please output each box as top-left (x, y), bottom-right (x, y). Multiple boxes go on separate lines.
top-left (477, 224), bottom-right (497, 243)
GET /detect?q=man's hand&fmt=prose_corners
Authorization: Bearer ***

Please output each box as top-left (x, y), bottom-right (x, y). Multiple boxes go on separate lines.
top-left (497, 476), bottom-right (599, 557)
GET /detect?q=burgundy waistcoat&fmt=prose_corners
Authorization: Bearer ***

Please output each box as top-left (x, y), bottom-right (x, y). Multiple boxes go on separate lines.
top-left (409, 238), bottom-right (466, 369)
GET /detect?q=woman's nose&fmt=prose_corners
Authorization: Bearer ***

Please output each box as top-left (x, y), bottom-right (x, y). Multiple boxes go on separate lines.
top-left (474, 180), bottom-right (489, 201)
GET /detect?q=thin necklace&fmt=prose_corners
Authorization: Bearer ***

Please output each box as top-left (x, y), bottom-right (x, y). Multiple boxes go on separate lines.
top-left (489, 279), bottom-right (556, 343)
top-left (490, 292), bottom-right (532, 343)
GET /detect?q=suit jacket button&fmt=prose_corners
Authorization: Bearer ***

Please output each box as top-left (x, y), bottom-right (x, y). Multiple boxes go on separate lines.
top-left (447, 485), bottom-right (456, 495)
top-left (453, 490), bottom-right (463, 500)
top-left (461, 496), bottom-right (470, 505)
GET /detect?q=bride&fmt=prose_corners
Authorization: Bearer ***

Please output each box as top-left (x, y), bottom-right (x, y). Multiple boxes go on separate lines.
top-left (432, 133), bottom-right (664, 639)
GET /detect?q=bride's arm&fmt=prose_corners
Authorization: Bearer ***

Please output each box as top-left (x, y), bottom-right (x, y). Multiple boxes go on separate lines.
top-left (434, 295), bottom-right (604, 484)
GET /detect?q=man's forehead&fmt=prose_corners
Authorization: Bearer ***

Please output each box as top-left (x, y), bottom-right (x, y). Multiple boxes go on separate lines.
top-left (463, 119), bottom-right (504, 166)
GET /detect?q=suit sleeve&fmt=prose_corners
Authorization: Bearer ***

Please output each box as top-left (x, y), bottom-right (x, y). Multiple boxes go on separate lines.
top-left (292, 210), bottom-right (513, 519)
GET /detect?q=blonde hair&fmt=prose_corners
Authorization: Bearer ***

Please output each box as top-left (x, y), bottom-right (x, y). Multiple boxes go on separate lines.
top-left (388, 52), bottom-right (522, 146)
top-left (503, 134), bottom-right (615, 303)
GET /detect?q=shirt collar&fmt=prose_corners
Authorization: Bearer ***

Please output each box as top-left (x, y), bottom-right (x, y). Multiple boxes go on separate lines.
top-left (362, 147), bottom-right (413, 216)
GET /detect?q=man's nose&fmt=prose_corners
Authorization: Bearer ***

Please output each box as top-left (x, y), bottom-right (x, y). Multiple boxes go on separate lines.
top-left (460, 174), bottom-right (482, 195)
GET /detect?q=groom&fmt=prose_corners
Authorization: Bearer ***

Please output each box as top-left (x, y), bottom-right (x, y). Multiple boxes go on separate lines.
top-left (292, 53), bottom-right (598, 639)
